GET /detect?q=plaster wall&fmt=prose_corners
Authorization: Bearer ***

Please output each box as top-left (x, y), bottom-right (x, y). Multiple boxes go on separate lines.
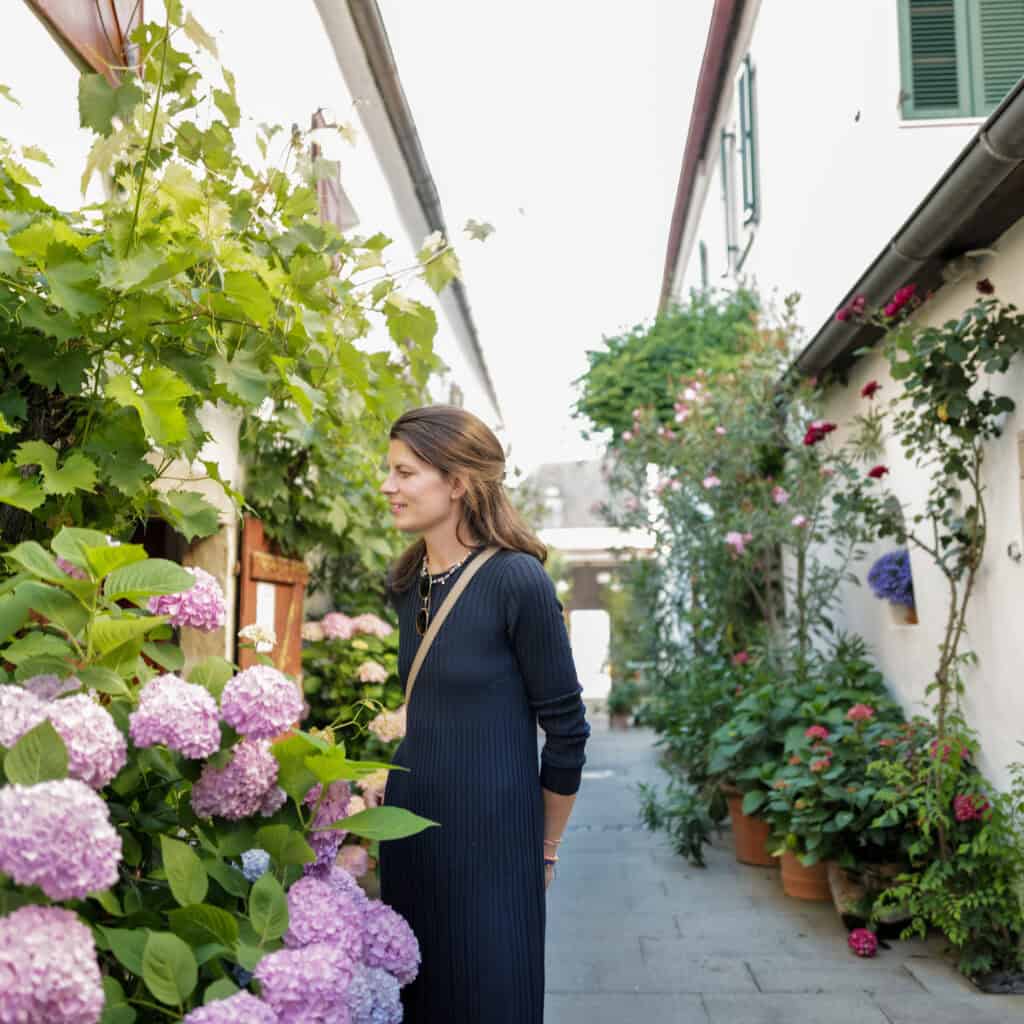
top-left (814, 218), bottom-right (1024, 788)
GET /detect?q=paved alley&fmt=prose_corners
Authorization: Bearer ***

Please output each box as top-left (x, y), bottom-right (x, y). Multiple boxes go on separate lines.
top-left (543, 715), bottom-right (1024, 1024)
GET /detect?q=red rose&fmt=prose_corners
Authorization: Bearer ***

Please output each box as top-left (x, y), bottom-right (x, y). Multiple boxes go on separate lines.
top-left (976, 278), bottom-right (995, 295)
top-left (860, 380), bottom-right (881, 399)
top-left (867, 465), bottom-right (889, 479)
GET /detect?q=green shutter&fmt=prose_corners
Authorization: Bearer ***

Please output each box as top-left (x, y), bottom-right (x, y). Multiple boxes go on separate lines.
top-left (699, 241), bottom-right (709, 289)
top-left (899, 0), bottom-right (972, 118)
top-left (738, 55), bottom-right (760, 226)
top-left (967, 0), bottom-right (1024, 114)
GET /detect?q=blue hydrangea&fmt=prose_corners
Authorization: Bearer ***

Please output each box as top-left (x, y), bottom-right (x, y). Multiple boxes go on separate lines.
top-left (347, 966), bottom-right (402, 1024)
top-left (240, 848), bottom-right (271, 882)
top-left (867, 549), bottom-right (915, 608)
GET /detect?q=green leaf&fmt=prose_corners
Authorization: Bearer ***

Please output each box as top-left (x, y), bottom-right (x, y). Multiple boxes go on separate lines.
top-left (221, 271), bottom-right (274, 326)
top-left (4, 541), bottom-right (70, 585)
top-left (201, 855), bottom-right (249, 898)
top-left (90, 886), bottom-right (124, 916)
top-left (104, 559), bottom-right (196, 605)
top-left (84, 543), bottom-right (148, 579)
top-left (142, 641), bottom-right (185, 671)
top-left (271, 733), bottom-right (318, 804)
top-left (421, 246), bottom-right (461, 294)
top-left (385, 298), bottom-right (438, 350)
top-left (0, 588), bottom-right (32, 644)
top-left (15, 581), bottom-right (89, 636)
top-left (0, 85), bottom-right (20, 106)
top-left (235, 941), bottom-right (264, 971)
top-left (183, 12), bottom-right (219, 56)
top-left (160, 835), bottom-right (209, 907)
top-left (333, 806), bottom-right (439, 841)
top-left (13, 442), bottom-right (97, 496)
top-left (249, 872), bottom-right (288, 943)
top-left (100, 927), bottom-right (148, 976)
top-left (188, 656), bottom-right (236, 700)
top-left (741, 790), bottom-right (766, 816)
top-left (3, 631), bottom-right (74, 665)
top-left (212, 347), bottom-right (271, 405)
top-left (92, 614), bottom-right (168, 656)
top-left (45, 243), bottom-right (104, 318)
top-left (304, 749), bottom-right (399, 785)
top-left (0, 462), bottom-right (45, 512)
top-left (78, 74), bottom-right (144, 135)
top-left (100, 976), bottom-right (136, 1024)
top-left (77, 666), bottom-right (133, 699)
top-left (142, 931), bottom-right (198, 1006)
top-left (51, 527), bottom-right (113, 571)
top-left (158, 490), bottom-right (221, 541)
top-left (203, 978), bottom-right (240, 1005)
top-left (4, 720), bottom-right (69, 784)
top-left (168, 903), bottom-right (239, 949)
top-left (213, 89), bottom-right (240, 128)
top-left (107, 368), bottom-right (194, 446)
top-left (255, 824), bottom-right (315, 868)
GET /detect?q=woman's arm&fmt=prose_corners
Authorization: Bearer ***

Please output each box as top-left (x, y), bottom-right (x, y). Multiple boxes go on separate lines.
top-left (542, 787), bottom-right (577, 889)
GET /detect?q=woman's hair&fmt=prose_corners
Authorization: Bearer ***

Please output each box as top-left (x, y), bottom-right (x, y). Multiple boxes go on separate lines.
top-left (387, 405), bottom-right (546, 593)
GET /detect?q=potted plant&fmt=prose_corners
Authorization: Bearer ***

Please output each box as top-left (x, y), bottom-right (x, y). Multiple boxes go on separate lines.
top-left (606, 679), bottom-right (639, 729)
top-left (867, 549), bottom-right (917, 624)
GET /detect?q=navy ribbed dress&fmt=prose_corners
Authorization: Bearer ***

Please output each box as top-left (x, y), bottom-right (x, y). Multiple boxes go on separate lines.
top-left (380, 547), bottom-right (591, 1023)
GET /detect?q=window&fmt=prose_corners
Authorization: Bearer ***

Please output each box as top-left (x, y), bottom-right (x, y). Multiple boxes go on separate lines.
top-left (738, 55), bottom-right (760, 226)
top-left (898, 0), bottom-right (1024, 120)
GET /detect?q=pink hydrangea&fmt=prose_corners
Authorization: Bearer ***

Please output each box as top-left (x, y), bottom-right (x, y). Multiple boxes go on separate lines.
top-left (805, 725), bottom-right (830, 742)
top-left (148, 566), bottom-right (226, 632)
top-left (0, 905), bottom-right (104, 1024)
top-left (0, 779), bottom-right (121, 900)
top-left (338, 844), bottom-right (370, 878)
top-left (183, 991), bottom-right (279, 1023)
top-left (355, 768), bottom-right (389, 808)
top-left (322, 613), bottom-right (355, 641)
top-left (220, 665), bottom-right (304, 740)
top-left (0, 685), bottom-right (46, 748)
top-left (304, 863), bottom-right (370, 915)
top-left (260, 785), bottom-right (288, 817)
top-left (356, 661), bottom-right (390, 684)
top-left (848, 928), bottom-right (878, 957)
top-left (361, 899), bottom-right (421, 985)
top-left (702, 475), bottom-right (721, 489)
top-left (130, 674), bottom-right (221, 759)
top-left (305, 780), bottom-right (351, 866)
top-left (846, 703), bottom-right (875, 723)
top-left (367, 706), bottom-right (406, 744)
top-left (45, 693), bottom-right (126, 789)
top-left (21, 673), bottom-right (82, 701)
top-left (191, 739), bottom-right (279, 821)
top-left (254, 943), bottom-right (356, 1024)
top-left (284, 873), bottom-right (364, 960)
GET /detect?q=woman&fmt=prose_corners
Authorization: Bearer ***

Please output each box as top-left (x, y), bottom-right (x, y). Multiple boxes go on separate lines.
top-left (378, 404), bottom-right (591, 1024)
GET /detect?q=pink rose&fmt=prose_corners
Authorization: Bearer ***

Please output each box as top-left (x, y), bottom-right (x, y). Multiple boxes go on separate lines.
top-left (846, 704), bottom-right (875, 722)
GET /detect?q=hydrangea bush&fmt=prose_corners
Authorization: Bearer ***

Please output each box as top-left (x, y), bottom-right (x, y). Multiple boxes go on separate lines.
top-left (0, 528), bottom-right (435, 1022)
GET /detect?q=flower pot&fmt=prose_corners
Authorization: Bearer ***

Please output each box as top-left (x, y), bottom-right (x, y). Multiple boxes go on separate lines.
top-left (903, 605), bottom-right (918, 625)
top-left (609, 712), bottom-right (631, 730)
top-left (726, 795), bottom-right (776, 867)
top-left (780, 850), bottom-right (831, 900)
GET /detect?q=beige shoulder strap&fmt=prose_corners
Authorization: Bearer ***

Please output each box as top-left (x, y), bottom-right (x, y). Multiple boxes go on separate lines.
top-left (405, 546), bottom-right (499, 702)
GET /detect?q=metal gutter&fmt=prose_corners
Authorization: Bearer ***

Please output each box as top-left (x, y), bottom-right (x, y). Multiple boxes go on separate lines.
top-left (345, 0), bottom-right (502, 419)
top-left (658, 0), bottom-right (747, 313)
top-left (793, 76), bottom-right (1024, 379)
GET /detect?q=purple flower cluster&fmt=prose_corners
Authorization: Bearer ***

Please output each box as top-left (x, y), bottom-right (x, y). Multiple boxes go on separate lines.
top-left (0, 905), bottom-right (104, 1024)
top-left (183, 991), bottom-right (279, 1024)
top-left (191, 739), bottom-right (279, 820)
top-left (45, 694), bottom-right (126, 789)
top-left (346, 966), bottom-right (402, 1024)
top-left (305, 863), bottom-right (369, 915)
top-left (21, 673), bottom-right (82, 701)
top-left (130, 674), bottom-right (221, 759)
top-left (867, 549), bottom-right (915, 608)
top-left (285, 874), bottom-right (364, 961)
top-left (259, 784), bottom-right (287, 816)
top-left (0, 685), bottom-right (46, 747)
top-left (304, 780), bottom-right (351, 866)
top-left (254, 943), bottom-right (356, 1024)
top-left (220, 665), bottom-right (304, 740)
top-left (148, 566), bottom-right (226, 632)
top-left (361, 898), bottom-right (421, 985)
top-left (0, 779), bottom-right (121, 900)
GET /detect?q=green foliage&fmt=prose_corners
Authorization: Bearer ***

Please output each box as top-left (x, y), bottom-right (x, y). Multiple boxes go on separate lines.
top-left (573, 288), bottom-right (759, 442)
top-left (637, 779), bottom-right (723, 868)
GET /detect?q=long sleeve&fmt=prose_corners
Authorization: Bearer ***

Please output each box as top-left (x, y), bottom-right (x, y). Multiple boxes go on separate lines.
top-left (502, 553), bottom-right (591, 795)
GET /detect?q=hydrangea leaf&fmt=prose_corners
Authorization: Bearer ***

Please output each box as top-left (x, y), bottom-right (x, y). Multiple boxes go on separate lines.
top-left (14, 441), bottom-right (98, 495)
top-left (2, 630), bottom-right (74, 665)
top-left (4, 719), bottom-right (69, 784)
top-left (160, 835), bottom-right (209, 907)
top-left (92, 614), bottom-right (168, 656)
top-left (255, 823), bottom-right (315, 867)
top-left (332, 806), bottom-right (439, 841)
top-left (142, 931), bottom-right (198, 1005)
top-left (50, 527), bottom-right (112, 569)
top-left (77, 666), bottom-right (133, 699)
top-left (99, 927), bottom-right (148, 976)
top-left (83, 542), bottom-right (147, 579)
top-left (104, 558), bottom-right (196, 605)
top-left (248, 872), bottom-right (288, 943)
top-left (0, 461), bottom-right (46, 512)
top-left (0, 588), bottom-right (32, 644)
top-left (157, 490), bottom-right (221, 541)
top-left (169, 904), bottom-right (239, 952)
top-left (16, 580), bottom-right (89, 636)
top-left (270, 733), bottom-right (319, 804)
top-left (106, 368), bottom-right (194, 445)
top-left (142, 641), bottom-right (185, 672)
top-left (203, 978), bottom-right (240, 1005)
top-left (200, 855), bottom-right (250, 898)
top-left (187, 656), bottom-right (236, 701)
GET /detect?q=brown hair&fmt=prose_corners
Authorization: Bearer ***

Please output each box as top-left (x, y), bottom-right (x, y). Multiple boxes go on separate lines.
top-left (387, 405), bottom-right (547, 593)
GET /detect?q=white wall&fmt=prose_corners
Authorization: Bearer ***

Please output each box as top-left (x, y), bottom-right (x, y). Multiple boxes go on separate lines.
top-left (814, 219), bottom-right (1024, 788)
top-left (675, 0), bottom-right (982, 338)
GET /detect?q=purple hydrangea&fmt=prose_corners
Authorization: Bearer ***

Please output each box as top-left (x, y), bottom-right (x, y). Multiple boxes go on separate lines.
top-left (361, 899), bottom-right (420, 986)
top-left (304, 863), bottom-right (370, 915)
top-left (0, 905), bottom-right (104, 1024)
top-left (867, 549), bottom-right (915, 608)
top-left (21, 673), bottom-right (82, 701)
top-left (241, 847), bottom-right (271, 882)
top-left (259, 785), bottom-right (288, 817)
top-left (0, 779), bottom-right (121, 900)
top-left (0, 685), bottom-right (46, 748)
top-left (44, 694), bottom-right (126, 789)
top-left (220, 665), bottom-right (305, 740)
top-left (346, 966), bottom-right (403, 1024)
top-left (304, 781), bottom-right (351, 867)
top-left (253, 943), bottom-right (356, 1024)
top-left (183, 991), bottom-right (279, 1023)
top-left (130, 673), bottom-right (221, 759)
top-left (148, 566), bottom-right (226, 632)
top-left (191, 739), bottom-right (279, 820)
top-left (284, 874), bottom-right (364, 960)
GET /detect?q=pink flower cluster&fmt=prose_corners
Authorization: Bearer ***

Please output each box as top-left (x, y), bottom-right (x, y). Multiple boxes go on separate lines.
top-left (771, 485), bottom-right (789, 505)
top-left (285, 873), bottom-right (364, 959)
top-left (357, 661), bottom-right (390, 684)
top-left (183, 991), bottom-right (279, 1023)
top-left (129, 674), bottom-right (221, 759)
top-left (953, 793), bottom-right (990, 822)
top-left (191, 739), bottom-right (280, 821)
top-left (884, 284), bottom-right (916, 318)
top-left (42, 694), bottom-right (127, 789)
top-left (321, 612), bottom-right (394, 642)
top-left (221, 664), bottom-right (305, 740)
top-left (805, 725), bottom-right (830, 742)
top-left (367, 706), bottom-right (406, 744)
top-left (148, 566), bottom-right (226, 632)
top-left (846, 703), bottom-right (875, 723)
top-left (725, 531), bottom-right (753, 556)
top-left (835, 294), bottom-right (867, 323)
top-left (848, 927), bottom-right (878, 957)
top-left (305, 780), bottom-right (351, 866)
top-left (731, 651), bottom-right (750, 667)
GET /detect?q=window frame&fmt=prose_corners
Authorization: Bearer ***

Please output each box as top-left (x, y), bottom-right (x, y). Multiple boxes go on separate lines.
top-left (719, 128), bottom-right (740, 274)
top-left (738, 55), bottom-right (760, 227)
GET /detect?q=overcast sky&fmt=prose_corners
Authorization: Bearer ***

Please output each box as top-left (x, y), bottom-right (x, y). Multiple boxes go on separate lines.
top-left (377, 1), bottom-right (710, 475)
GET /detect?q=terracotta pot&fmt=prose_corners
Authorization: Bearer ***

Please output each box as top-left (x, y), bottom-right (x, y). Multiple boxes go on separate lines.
top-left (780, 849), bottom-right (831, 900)
top-left (726, 795), bottom-right (777, 867)
top-left (609, 712), bottom-right (631, 730)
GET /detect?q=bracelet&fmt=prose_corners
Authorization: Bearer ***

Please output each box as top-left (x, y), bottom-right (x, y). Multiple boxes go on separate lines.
top-left (543, 856), bottom-right (558, 865)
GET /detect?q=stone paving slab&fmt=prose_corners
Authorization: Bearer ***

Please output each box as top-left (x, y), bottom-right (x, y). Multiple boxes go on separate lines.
top-left (543, 716), bottom-right (1024, 1023)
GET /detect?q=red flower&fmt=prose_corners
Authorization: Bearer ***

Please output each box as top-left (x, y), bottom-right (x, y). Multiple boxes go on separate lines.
top-left (803, 421), bottom-right (837, 446)
top-left (867, 465), bottom-right (889, 479)
top-left (953, 793), bottom-right (990, 822)
top-left (805, 725), bottom-right (829, 742)
top-left (883, 283), bottom-right (917, 318)
top-left (860, 380), bottom-right (881, 399)
top-left (836, 308), bottom-right (850, 322)
top-left (976, 278), bottom-right (995, 295)
top-left (731, 651), bottom-right (750, 666)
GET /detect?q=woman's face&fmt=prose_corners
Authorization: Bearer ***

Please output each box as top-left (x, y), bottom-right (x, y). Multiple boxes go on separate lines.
top-left (381, 438), bottom-right (463, 534)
